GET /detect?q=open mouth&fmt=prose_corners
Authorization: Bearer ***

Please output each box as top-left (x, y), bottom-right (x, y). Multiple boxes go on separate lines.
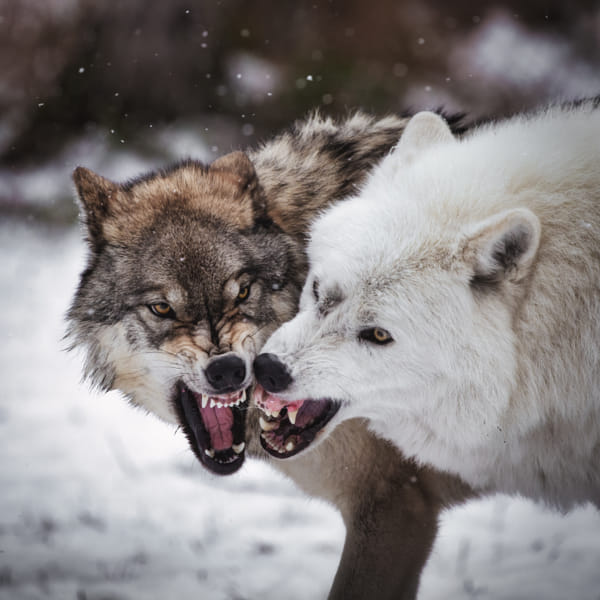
top-left (174, 382), bottom-right (248, 475)
top-left (253, 385), bottom-right (340, 458)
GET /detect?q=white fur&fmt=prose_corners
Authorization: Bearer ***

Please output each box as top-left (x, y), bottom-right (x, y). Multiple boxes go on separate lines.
top-left (261, 103), bottom-right (600, 510)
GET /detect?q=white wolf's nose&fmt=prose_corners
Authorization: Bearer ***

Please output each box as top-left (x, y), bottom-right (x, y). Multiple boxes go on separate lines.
top-left (253, 353), bottom-right (292, 393)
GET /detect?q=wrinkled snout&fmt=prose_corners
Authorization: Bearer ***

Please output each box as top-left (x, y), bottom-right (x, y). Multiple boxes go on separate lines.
top-left (253, 353), bottom-right (292, 393)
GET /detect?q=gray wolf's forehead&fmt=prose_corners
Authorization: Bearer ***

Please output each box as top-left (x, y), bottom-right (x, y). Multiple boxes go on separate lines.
top-left (120, 237), bottom-right (250, 307)
top-left (139, 216), bottom-right (248, 266)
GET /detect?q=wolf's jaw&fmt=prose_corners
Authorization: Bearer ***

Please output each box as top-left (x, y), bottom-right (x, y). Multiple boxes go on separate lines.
top-left (253, 385), bottom-right (340, 458)
top-left (174, 383), bottom-right (248, 475)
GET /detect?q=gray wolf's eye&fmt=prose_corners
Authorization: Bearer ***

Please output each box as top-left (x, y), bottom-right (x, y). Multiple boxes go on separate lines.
top-left (237, 284), bottom-right (250, 303)
top-left (148, 302), bottom-right (176, 319)
top-left (359, 327), bottom-right (393, 345)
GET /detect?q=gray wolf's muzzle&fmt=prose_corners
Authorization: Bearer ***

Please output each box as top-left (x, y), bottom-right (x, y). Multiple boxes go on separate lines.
top-left (205, 353), bottom-right (247, 394)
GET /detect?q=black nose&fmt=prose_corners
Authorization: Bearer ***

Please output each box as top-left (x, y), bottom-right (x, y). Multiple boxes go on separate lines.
top-left (205, 354), bottom-right (246, 393)
top-left (253, 353), bottom-right (293, 393)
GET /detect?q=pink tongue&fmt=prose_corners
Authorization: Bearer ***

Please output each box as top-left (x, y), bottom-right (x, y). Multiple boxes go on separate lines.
top-left (200, 406), bottom-right (233, 451)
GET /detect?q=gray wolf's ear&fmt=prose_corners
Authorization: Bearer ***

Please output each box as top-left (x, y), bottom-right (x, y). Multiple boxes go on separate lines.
top-left (72, 167), bottom-right (120, 248)
top-left (464, 208), bottom-right (541, 286)
top-left (209, 151), bottom-right (266, 227)
top-left (394, 112), bottom-right (455, 162)
top-left (209, 151), bottom-right (257, 194)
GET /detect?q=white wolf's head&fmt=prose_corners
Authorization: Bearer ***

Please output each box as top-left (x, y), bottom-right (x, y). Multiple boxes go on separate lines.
top-left (253, 112), bottom-right (541, 466)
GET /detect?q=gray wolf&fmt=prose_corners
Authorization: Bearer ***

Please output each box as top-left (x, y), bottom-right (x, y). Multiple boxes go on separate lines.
top-left (66, 112), bottom-right (472, 599)
top-left (254, 101), bottom-right (600, 511)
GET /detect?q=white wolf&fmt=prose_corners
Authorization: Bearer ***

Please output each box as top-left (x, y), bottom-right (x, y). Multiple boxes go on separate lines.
top-left (254, 101), bottom-right (600, 511)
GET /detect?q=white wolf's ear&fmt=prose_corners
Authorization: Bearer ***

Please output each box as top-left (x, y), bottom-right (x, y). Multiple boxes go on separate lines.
top-left (394, 112), bottom-right (456, 162)
top-left (464, 208), bottom-right (541, 287)
top-left (73, 167), bottom-right (121, 248)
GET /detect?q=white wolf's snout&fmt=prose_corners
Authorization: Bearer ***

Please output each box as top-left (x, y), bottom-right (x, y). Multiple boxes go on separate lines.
top-left (254, 313), bottom-right (306, 398)
top-left (252, 308), bottom-right (350, 460)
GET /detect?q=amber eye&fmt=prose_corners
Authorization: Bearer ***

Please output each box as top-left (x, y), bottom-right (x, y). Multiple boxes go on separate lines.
top-left (148, 302), bottom-right (175, 319)
top-left (359, 327), bottom-right (393, 345)
top-left (237, 284), bottom-right (250, 302)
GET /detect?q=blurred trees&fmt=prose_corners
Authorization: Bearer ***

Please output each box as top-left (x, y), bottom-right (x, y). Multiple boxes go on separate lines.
top-left (0, 0), bottom-right (599, 215)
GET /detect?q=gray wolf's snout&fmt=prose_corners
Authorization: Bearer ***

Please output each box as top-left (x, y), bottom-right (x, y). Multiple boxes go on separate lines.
top-left (205, 354), bottom-right (246, 393)
top-left (253, 353), bottom-right (292, 393)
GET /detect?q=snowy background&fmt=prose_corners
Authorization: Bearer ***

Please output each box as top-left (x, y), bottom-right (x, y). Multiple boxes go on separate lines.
top-left (2, 1), bottom-right (600, 599)
top-left (2, 223), bottom-right (600, 600)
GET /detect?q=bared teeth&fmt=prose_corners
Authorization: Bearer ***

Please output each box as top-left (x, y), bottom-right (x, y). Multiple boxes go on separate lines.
top-left (287, 408), bottom-right (298, 425)
top-left (261, 407), bottom-right (281, 419)
top-left (206, 445), bottom-right (245, 459)
top-left (202, 389), bottom-right (247, 409)
top-left (261, 407), bottom-right (279, 418)
top-left (261, 431), bottom-right (281, 452)
top-left (259, 416), bottom-right (278, 432)
top-left (260, 431), bottom-right (297, 455)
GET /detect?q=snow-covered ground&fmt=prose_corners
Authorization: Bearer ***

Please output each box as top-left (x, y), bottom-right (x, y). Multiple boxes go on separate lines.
top-left (1, 220), bottom-right (599, 600)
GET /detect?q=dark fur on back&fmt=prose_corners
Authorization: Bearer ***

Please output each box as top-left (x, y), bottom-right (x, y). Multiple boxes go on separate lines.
top-left (250, 110), bottom-right (470, 240)
top-left (250, 112), bottom-right (411, 238)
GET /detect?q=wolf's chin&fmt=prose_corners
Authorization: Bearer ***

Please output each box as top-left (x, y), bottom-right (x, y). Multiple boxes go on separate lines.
top-left (173, 382), bottom-right (248, 475)
top-left (253, 385), bottom-right (340, 459)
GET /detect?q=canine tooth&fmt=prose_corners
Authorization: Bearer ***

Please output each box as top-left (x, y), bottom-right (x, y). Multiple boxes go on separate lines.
top-left (287, 408), bottom-right (298, 425)
top-left (233, 442), bottom-right (245, 454)
top-left (259, 416), bottom-right (278, 432)
top-left (285, 440), bottom-right (296, 452)
top-left (210, 398), bottom-right (216, 408)
top-left (205, 448), bottom-right (215, 458)
top-left (201, 394), bottom-right (209, 408)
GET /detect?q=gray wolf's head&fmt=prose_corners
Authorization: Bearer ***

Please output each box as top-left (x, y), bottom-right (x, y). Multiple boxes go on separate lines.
top-left (253, 112), bottom-right (541, 463)
top-left (67, 152), bottom-right (304, 475)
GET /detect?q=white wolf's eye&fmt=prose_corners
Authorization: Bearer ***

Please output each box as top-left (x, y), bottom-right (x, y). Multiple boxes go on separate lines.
top-left (148, 302), bottom-right (176, 319)
top-left (359, 327), bottom-right (393, 345)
